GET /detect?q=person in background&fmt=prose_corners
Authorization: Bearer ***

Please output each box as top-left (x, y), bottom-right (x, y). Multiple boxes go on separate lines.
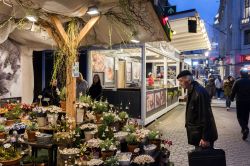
top-left (177, 70), bottom-right (218, 149)
top-left (230, 69), bottom-right (250, 140)
top-left (147, 72), bottom-right (154, 87)
top-left (223, 76), bottom-right (234, 111)
top-left (215, 76), bottom-right (223, 99)
top-left (87, 74), bottom-right (102, 101)
top-left (42, 79), bottom-right (60, 106)
top-left (205, 75), bottom-right (216, 100)
top-left (76, 73), bottom-right (88, 99)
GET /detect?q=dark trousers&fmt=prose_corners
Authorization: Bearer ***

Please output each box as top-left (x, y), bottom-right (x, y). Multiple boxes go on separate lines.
top-left (216, 88), bottom-right (221, 98)
top-left (225, 96), bottom-right (231, 108)
top-left (236, 101), bottom-right (250, 132)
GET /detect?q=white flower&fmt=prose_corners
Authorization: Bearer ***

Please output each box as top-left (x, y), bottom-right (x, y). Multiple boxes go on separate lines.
top-left (3, 143), bottom-right (11, 149)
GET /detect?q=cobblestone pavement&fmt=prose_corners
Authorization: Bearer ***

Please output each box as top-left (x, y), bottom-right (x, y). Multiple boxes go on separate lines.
top-left (147, 105), bottom-right (250, 166)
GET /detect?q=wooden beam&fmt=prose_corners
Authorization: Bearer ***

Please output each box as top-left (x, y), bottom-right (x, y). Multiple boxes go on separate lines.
top-left (45, 27), bottom-right (62, 47)
top-left (50, 15), bottom-right (69, 43)
top-left (76, 16), bottom-right (100, 45)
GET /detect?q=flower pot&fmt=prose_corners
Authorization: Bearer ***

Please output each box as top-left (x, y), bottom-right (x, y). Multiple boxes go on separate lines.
top-left (37, 117), bottom-right (46, 127)
top-left (127, 144), bottom-right (139, 153)
top-left (101, 150), bottom-right (115, 160)
top-left (0, 131), bottom-right (6, 139)
top-left (84, 131), bottom-right (95, 141)
top-left (0, 156), bottom-right (22, 166)
top-left (95, 113), bottom-right (102, 124)
top-left (76, 108), bottom-right (85, 124)
top-left (23, 163), bottom-right (33, 166)
top-left (36, 163), bottom-right (48, 166)
top-left (27, 130), bottom-right (37, 142)
top-left (60, 101), bottom-right (66, 111)
top-left (5, 119), bottom-right (15, 126)
top-left (149, 139), bottom-right (161, 150)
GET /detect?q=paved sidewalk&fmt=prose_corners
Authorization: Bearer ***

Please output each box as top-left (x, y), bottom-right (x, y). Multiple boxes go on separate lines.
top-left (147, 105), bottom-right (250, 166)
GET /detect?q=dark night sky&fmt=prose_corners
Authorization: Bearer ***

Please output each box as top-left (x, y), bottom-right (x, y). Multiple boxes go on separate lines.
top-left (169, 0), bottom-right (220, 39)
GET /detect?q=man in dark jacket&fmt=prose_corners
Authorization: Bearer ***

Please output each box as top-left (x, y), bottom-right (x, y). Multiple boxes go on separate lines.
top-left (230, 69), bottom-right (250, 140)
top-left (177, 70), bottom-right (218, 148)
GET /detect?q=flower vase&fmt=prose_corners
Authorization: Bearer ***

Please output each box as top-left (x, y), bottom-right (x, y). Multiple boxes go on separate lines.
top-left (27, 130), bottom-right (37, 142)
top-left (84, 131), bottom-right (95, 141)
top-left (76, 108), bottom-right (85, 124)
top-left (37, 117), bottom-right (46, 127)
top-left (101, 150), bottom-right (115, 160)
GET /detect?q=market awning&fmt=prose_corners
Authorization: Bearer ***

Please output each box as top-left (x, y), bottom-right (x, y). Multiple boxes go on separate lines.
top-left (0, 0), bottom-right (170, 49)
top-left (168, 9), bottom-right (211, 52)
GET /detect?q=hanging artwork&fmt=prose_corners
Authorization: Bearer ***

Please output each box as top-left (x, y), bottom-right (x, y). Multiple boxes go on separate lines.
top-left (132, 62), bottom-right (141, 80)
top-left (167, 66), bottom-right (176, 79)
top-left (0, 40), bottom-right (21, 98)
top-left (104, 56), bottom-right (114, 83)
top-left (92, 52), bottom-right (105, 72)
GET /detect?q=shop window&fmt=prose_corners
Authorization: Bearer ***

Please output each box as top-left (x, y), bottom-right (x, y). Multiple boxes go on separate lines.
top-left (244, 29), bottom-right (250, 45)
top-left (245, 0), bottom-right (250, 18)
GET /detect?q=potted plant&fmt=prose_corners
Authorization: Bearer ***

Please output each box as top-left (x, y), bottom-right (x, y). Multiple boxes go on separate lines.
top-left (100, 139), bottom-right (117, 160)
top-left (167, 91), bottom-right (174, 106)
top-left (97, 124), bottom-right (114, 140)
top-left (4, 105), bottom-right (22, 126)
top-left (104, 156), bottom-right (119, 166)
top-left (32, 107), bottom-right (47, 127)
top-left (122, 124), bottom-right (136, 133)
top-left (76, 95), bottom-right (93, 124)
top-left (22, 155), bottom-right (34, 166)
top-left (26, 122), bottom-right (38, 142)
top-left (92, 101), bottom-right (108, 123)
top-left (34, 155), bottom-right (48, 166)
top-left (148, 130), bottom-right (161, 150)
top-left (11, 123), bottom-right (26, 134)
top-left (80, 123), bottom-right (97, 141)
top-left (0, 143), bottom-right (22, 165)
top-left (132, 154), bottom-right (155, 166)
top-left (118, 111), bottom-right (129, 127)
top-left (125, 134), bottom-right (140, 153)
top-left (0, 124), bottom-right (6, 139)
top-left (53, 131), bottom-right (75, 148)
top-left (59, 87), bottom-right (66, 111)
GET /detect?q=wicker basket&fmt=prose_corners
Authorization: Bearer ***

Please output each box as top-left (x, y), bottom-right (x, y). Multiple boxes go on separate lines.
top-left (36, 133), bottom-right (52, 144)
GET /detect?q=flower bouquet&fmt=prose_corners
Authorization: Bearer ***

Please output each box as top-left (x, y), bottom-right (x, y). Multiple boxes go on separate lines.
top-left (92, 100), bottom-right (108, 123)
top-left (80, 123), bottom-right (98, 141)
top-left (11, 123), bottom-right (26, 134)
top-left (148, 130), bottom-right (161, 150)
top-left (132, 155), bottom-right (155, 166)
top-left (100, 138), bottom-right (118, 160)
top-left (125, 133), bottom-right (140, 153)
top-left (4, 104), bottom-right (22, 126)
top-left (103, 156), bottom-right (119, 166)
top-left (0, 143), bottom-right (22, 165)
top-left (32, 107), bottom-right (47, 127)
top-left (0, 124), bottom-right (6, 139)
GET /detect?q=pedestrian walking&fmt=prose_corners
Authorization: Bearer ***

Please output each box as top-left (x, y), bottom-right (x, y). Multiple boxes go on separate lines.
top-left (205, 76), bottom-right (216, 100)
top-left (215, 76), bottom-right (223, 99)
top-left (223, 76), bottom-right (234, 111)
top-left (177, 70), bottom-right (218, 148)
top-left (230, 69), bottom-right (250, 140)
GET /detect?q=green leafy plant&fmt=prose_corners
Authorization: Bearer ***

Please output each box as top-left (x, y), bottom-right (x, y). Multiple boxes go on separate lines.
top-left (0, 143), bottom-right (21, 161)
top-left (125, 134), bottom-right (139, 145)
top-left (79, 95), bottom-right (92, 105)
top-left (167, 92), bottom-right (174, 97)
top-left (100, 138), bottom-right (117, 151)
top-left (104, 156), bottom-right (119, 166)
top-left (122, 124), bottom-right (136, 133)
top-left (26, 122), bottom-right (38, 131)
top-left (102, 113), bottom-right (115, 126)
top-left (98, 124), bottom-right (114, 140)
top-left (22, 155), bottom-right (34, 164)
top-left (118, 111), bottom-right (129, 120)
top-left (60, 87), bottom-right (66, 101)
top-left (4, 105), bottom-right (22, 120)
top-left (148, 130), bottom-right (160, 140)
top-left (0, 125), bottom-right (5, 132)
top-left (92, 101), bottom-right (108, 114)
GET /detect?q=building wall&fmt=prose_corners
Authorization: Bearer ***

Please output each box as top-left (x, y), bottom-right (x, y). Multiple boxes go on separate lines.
top-left (218, 0), bottom-right (250, 77)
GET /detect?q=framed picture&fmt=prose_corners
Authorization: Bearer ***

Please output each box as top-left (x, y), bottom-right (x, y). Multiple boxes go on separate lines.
top-left (126, 62), bottom-right (132, 82)
top-left (92, 52), bottom-right (105, 72)
top-left (132, 62), bottom-right (141, 80)
top-left (92, 72), bottom-right (105, 86)
top-left (104, 56), bottom-right (115, 83)
top-left (146, 92), bottom-right (155, 112)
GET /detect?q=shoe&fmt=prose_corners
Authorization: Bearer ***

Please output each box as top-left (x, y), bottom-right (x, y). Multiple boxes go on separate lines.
top-left (242, 130), bottom-right (249, 140)
top-left (226, 107), bottom-right (229, 111)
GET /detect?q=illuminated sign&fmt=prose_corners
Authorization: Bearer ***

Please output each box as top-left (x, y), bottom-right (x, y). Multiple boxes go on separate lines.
top-left (241, 55), bottom-right (250, 62)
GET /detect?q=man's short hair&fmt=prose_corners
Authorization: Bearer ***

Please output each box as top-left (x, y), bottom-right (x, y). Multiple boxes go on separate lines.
top-left (177, 70), bottom-right (192, 79)
top-left (240, 69), bottom-right (249, 78)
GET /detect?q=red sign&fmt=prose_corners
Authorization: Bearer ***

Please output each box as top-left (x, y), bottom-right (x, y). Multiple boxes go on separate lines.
top-left (241, 55), bottom-right (250, 62)
top-left (162, 16), bottom-right (168, 25)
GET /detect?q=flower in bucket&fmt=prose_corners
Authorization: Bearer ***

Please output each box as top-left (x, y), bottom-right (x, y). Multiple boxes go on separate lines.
top-left (135, 128), bottom-right (150, 141)
top-left (47, 105), bottom-right (62, 114)
top-left (32, 106), bottom-right (47, 117)
top-left (118, 111), bottom-right (129, 121)
top-left (102, 112), bottom-right (120, 126)
top-left (77, 95), bottom-right (93, 108)
top-left (104, 156), bottom-right (119, 166)
top-left (80, 123), bottom-right (97, 132)
top-left (148, 130), bottom-right (161, 140)
top-left (86, 138), bottom-right (103, 149)
top-left (132, 155), bottom-right (155, 165)
top-left (0, 143), bottom-right (21, 161)
top-left (21, 103), bottom-right (33, 111)
top-left (122, 124), bottom-right (136, 133)
top-left (86, 111), bottom-right (96, 121)
top-left (99, 138), bottom-right (118, 151)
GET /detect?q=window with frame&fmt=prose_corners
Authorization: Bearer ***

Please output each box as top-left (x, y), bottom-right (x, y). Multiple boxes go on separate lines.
top-left (245, 0), bottom-right (250, 18)
top-left (244, 29), bottom-right (250, 45)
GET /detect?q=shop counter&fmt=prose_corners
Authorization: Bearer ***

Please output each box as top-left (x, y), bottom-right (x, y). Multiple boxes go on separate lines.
top-left (102, 88), bottom-right (141, 119)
